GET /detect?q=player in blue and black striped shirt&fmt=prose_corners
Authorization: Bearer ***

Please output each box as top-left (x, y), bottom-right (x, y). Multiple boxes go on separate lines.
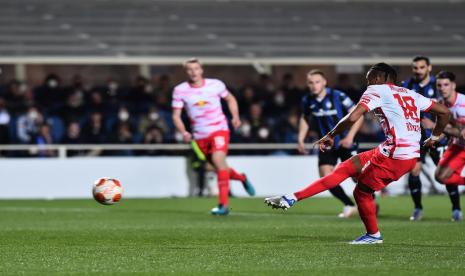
top-left (298, 70), bottom-right (363, 218)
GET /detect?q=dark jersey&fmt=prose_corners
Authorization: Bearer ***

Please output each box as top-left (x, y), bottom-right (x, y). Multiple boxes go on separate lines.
top-left (301, 88), bottom-right (354, 149)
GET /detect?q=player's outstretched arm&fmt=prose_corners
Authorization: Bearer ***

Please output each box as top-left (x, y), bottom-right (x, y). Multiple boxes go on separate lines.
top-left (224, 93), bottom-right (241, 129)
top-left (318, 104), bottom-right (367, 151)
top-left (339, 106), bottom-right (364, 148)
top-left (423, 102), bottom-right (450, 147)
top-left (172, 108), bottom-right (192, 143)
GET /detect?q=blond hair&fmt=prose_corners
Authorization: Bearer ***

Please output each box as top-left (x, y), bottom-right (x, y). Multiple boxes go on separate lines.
top-left (183, 58), bottom-right (202, 68)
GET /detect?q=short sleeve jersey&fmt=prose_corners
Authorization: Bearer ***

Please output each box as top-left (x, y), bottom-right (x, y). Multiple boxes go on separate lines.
top-left (359, 84), bottom-right (434, 160)
top-left (445, 93), bottom-right (465, 147)
top-left (172, 78), bottom-right (229, 139)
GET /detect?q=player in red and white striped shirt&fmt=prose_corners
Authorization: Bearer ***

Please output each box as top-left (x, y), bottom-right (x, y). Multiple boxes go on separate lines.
top-left (266, 63), bottom-right (450, 244)
top-left (434, 71), bottom-right (465, 221)
top-left (172, 58), bottom-right (255, 216)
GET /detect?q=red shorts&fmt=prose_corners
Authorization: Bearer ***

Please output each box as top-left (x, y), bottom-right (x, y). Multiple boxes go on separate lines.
top-left (356, 148), bottom-right (417, 191)
top-left (194, 130), bottom-right (230, 156)
top-left (438, 144), bottom-right (465, 173)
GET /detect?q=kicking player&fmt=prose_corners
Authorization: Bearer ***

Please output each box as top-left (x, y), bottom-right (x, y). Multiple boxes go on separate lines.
top-left (298, 70), bottom-right (362, 218)
top-left (434, 71), bottom-right (465, 221)
top-left (401, 56), bottom-right (441, 221)
top-left (265, 63), bottom-right (449, 244)
top-left (172, 58), bottom-right (255, 216)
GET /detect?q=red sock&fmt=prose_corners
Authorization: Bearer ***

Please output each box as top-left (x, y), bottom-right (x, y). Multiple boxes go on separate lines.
top-left (294, 159), bottom-right (356, 201)
top-left (217, 169), bottom-right (230, 207)
top-left (229, 168), bottom-right (246, 182)
top-left (443, 172), bottom-right (465, 185)
top-left (353, 187), bottom-right (378, 234)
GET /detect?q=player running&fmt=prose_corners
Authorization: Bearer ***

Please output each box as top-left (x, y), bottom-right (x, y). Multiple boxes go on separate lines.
top-left (401, 56), bottom-right (442, 221)
top-left (265, 63), bottom-right (450, 244)
top-left (433, 71), bottom-right (465, 221)
top-left (298, 70), bottom-right (362, 218)
top-left (172, 58), bottom-right (255, 216)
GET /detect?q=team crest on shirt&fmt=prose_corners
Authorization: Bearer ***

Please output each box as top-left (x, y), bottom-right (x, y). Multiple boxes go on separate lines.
top-left (427, 88), bottom-right (434, 97)
top-left (194, 100), bottom-right (209, 107)
top-left (326, 101), bottom-right (332, 109)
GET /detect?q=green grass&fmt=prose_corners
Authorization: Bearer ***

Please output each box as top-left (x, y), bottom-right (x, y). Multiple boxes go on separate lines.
top-left (0, 197), bottom-right (464, 275)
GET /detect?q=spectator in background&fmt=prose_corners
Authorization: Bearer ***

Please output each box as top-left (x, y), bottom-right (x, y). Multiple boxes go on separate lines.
top-left (58, 90), bottom-right (86, 125)
top-left (138, 105), bottom-right (169, 138)
top-left (102, 78), bottom-right (126, 113)
top-left (61, 122), bottom-right (84, 157)
top-left (113, 106), bottom-right (136, 134)
top-left (281, 73), bottom-right (304, 107)
top-left (82, 112), bottom-right (106, 144)
top-left (16, 106), bottom-right (44, 144)
top-left (244, 102), bottom-right (274, 143)
top-left (81, 112), bottom-right (106, 156)
top-left (264, 88), bottom-right (288, 116)
top-left (335, 74), bottom-right (362, 102)
top-left (34, 74), bottom-right (64, 111)
top-left (65, 74), bottom-right (88, 101)
top-left (277, 107), bottom-right (299, 144)
top-left (0, 97), bottom-right (11, 145)
top-left (254, 74), bottom-right (275, 102)
top-left (5, 80), bottom-right (28, 115)
top-left (87, 89), bottom-right (108, 115)
top-left (129, 76), bottom-right (154, 112)
top-left (109, 122), bottom-right (134, 156)
top-left (142, 125), bottom-right (165, 155)
top-left (35, 123), bottom-right (55, 157)
top-left (153, 74), bottom-right (172, 111)
top-left (237, 86), bottom-right (258, 117)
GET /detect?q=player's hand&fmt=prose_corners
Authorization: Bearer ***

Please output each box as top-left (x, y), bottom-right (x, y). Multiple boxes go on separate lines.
top-left (338, 137), bottom-right (354, 149)
top-left (461, 129), bottom-right (465, 139)
top-left (231, 116), bottom-right (241, 129)
top-left (297, 141), bottom-right (308, 154)
top-left (421, 118), bottom-right (435, 129)
top-left (423, 137), bottom-right (438, 148)
top-left (317, 134), bottom-right (334, 152)
top-left (182, 131), bottom-right (192, 143)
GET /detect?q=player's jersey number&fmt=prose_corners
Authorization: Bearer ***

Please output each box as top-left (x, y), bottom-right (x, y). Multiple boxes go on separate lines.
top-left (393, 94), bottom-right (420, 123)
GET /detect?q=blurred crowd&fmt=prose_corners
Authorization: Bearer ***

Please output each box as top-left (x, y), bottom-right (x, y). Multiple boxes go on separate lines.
top-left (0, 73), bottom-right (385, 157)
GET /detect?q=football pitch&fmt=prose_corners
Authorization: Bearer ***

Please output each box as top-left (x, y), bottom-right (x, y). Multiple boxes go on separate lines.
top-left (0, 197), bottom-right (464, 275)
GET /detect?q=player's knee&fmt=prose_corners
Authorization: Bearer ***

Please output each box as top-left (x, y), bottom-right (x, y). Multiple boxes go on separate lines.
top-left (434, 170), bottom-right (446, 184)
top-left (410, 163), bottom-right (421, 176)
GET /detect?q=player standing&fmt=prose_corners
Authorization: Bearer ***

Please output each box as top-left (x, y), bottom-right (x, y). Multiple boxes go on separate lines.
top-left (298, 70), bottom-right (362, 218)
top-left (434, 71), bottom-right (465, 221)
top-left (265, 63), bottom-right (450, 244)
top-left (172, 58), bottom-right (255, 216)
top-left (401, 56), bottom-right (441, 221)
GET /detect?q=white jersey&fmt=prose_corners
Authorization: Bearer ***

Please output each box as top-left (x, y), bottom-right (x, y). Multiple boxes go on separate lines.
top-left (359, 84), bottom-right (434, 160)
top-left (172, 78), bottom-right (229, 139)
top-left (445, 93), bottom-right (465, 147)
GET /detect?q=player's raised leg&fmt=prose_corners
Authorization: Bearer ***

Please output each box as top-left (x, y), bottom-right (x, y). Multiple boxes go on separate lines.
top-left (265, 153), bottom-right (362, 210)
top-left (229, 167), bottom-right (255, 196)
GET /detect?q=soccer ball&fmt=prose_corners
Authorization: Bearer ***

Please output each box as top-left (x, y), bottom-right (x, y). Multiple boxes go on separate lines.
top-left (92, 177), bottom-right (123, 205)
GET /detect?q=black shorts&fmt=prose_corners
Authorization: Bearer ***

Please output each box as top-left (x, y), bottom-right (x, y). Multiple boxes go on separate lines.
top-left (318, 146), bottom-right (358, 167)
top-left (419, 145), bottom-right (446, 165)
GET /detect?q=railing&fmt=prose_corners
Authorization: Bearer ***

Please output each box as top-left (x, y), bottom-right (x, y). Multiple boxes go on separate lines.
top-left (0, 143), bottom-right (381, 159)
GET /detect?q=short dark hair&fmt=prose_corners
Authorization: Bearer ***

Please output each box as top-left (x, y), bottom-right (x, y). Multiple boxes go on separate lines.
top-left (436, 71), bottom-right (456, 82)
top-left (369, 63), bottom-right (397, 83)
top-left (307, 69), bottom-right (326, 79)
top-left (412, 56), bottom-right (431, 65)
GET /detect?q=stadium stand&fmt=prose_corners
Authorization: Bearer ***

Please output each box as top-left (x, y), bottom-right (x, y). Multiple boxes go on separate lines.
top-left (0, 0), bottom-right (464, 60)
